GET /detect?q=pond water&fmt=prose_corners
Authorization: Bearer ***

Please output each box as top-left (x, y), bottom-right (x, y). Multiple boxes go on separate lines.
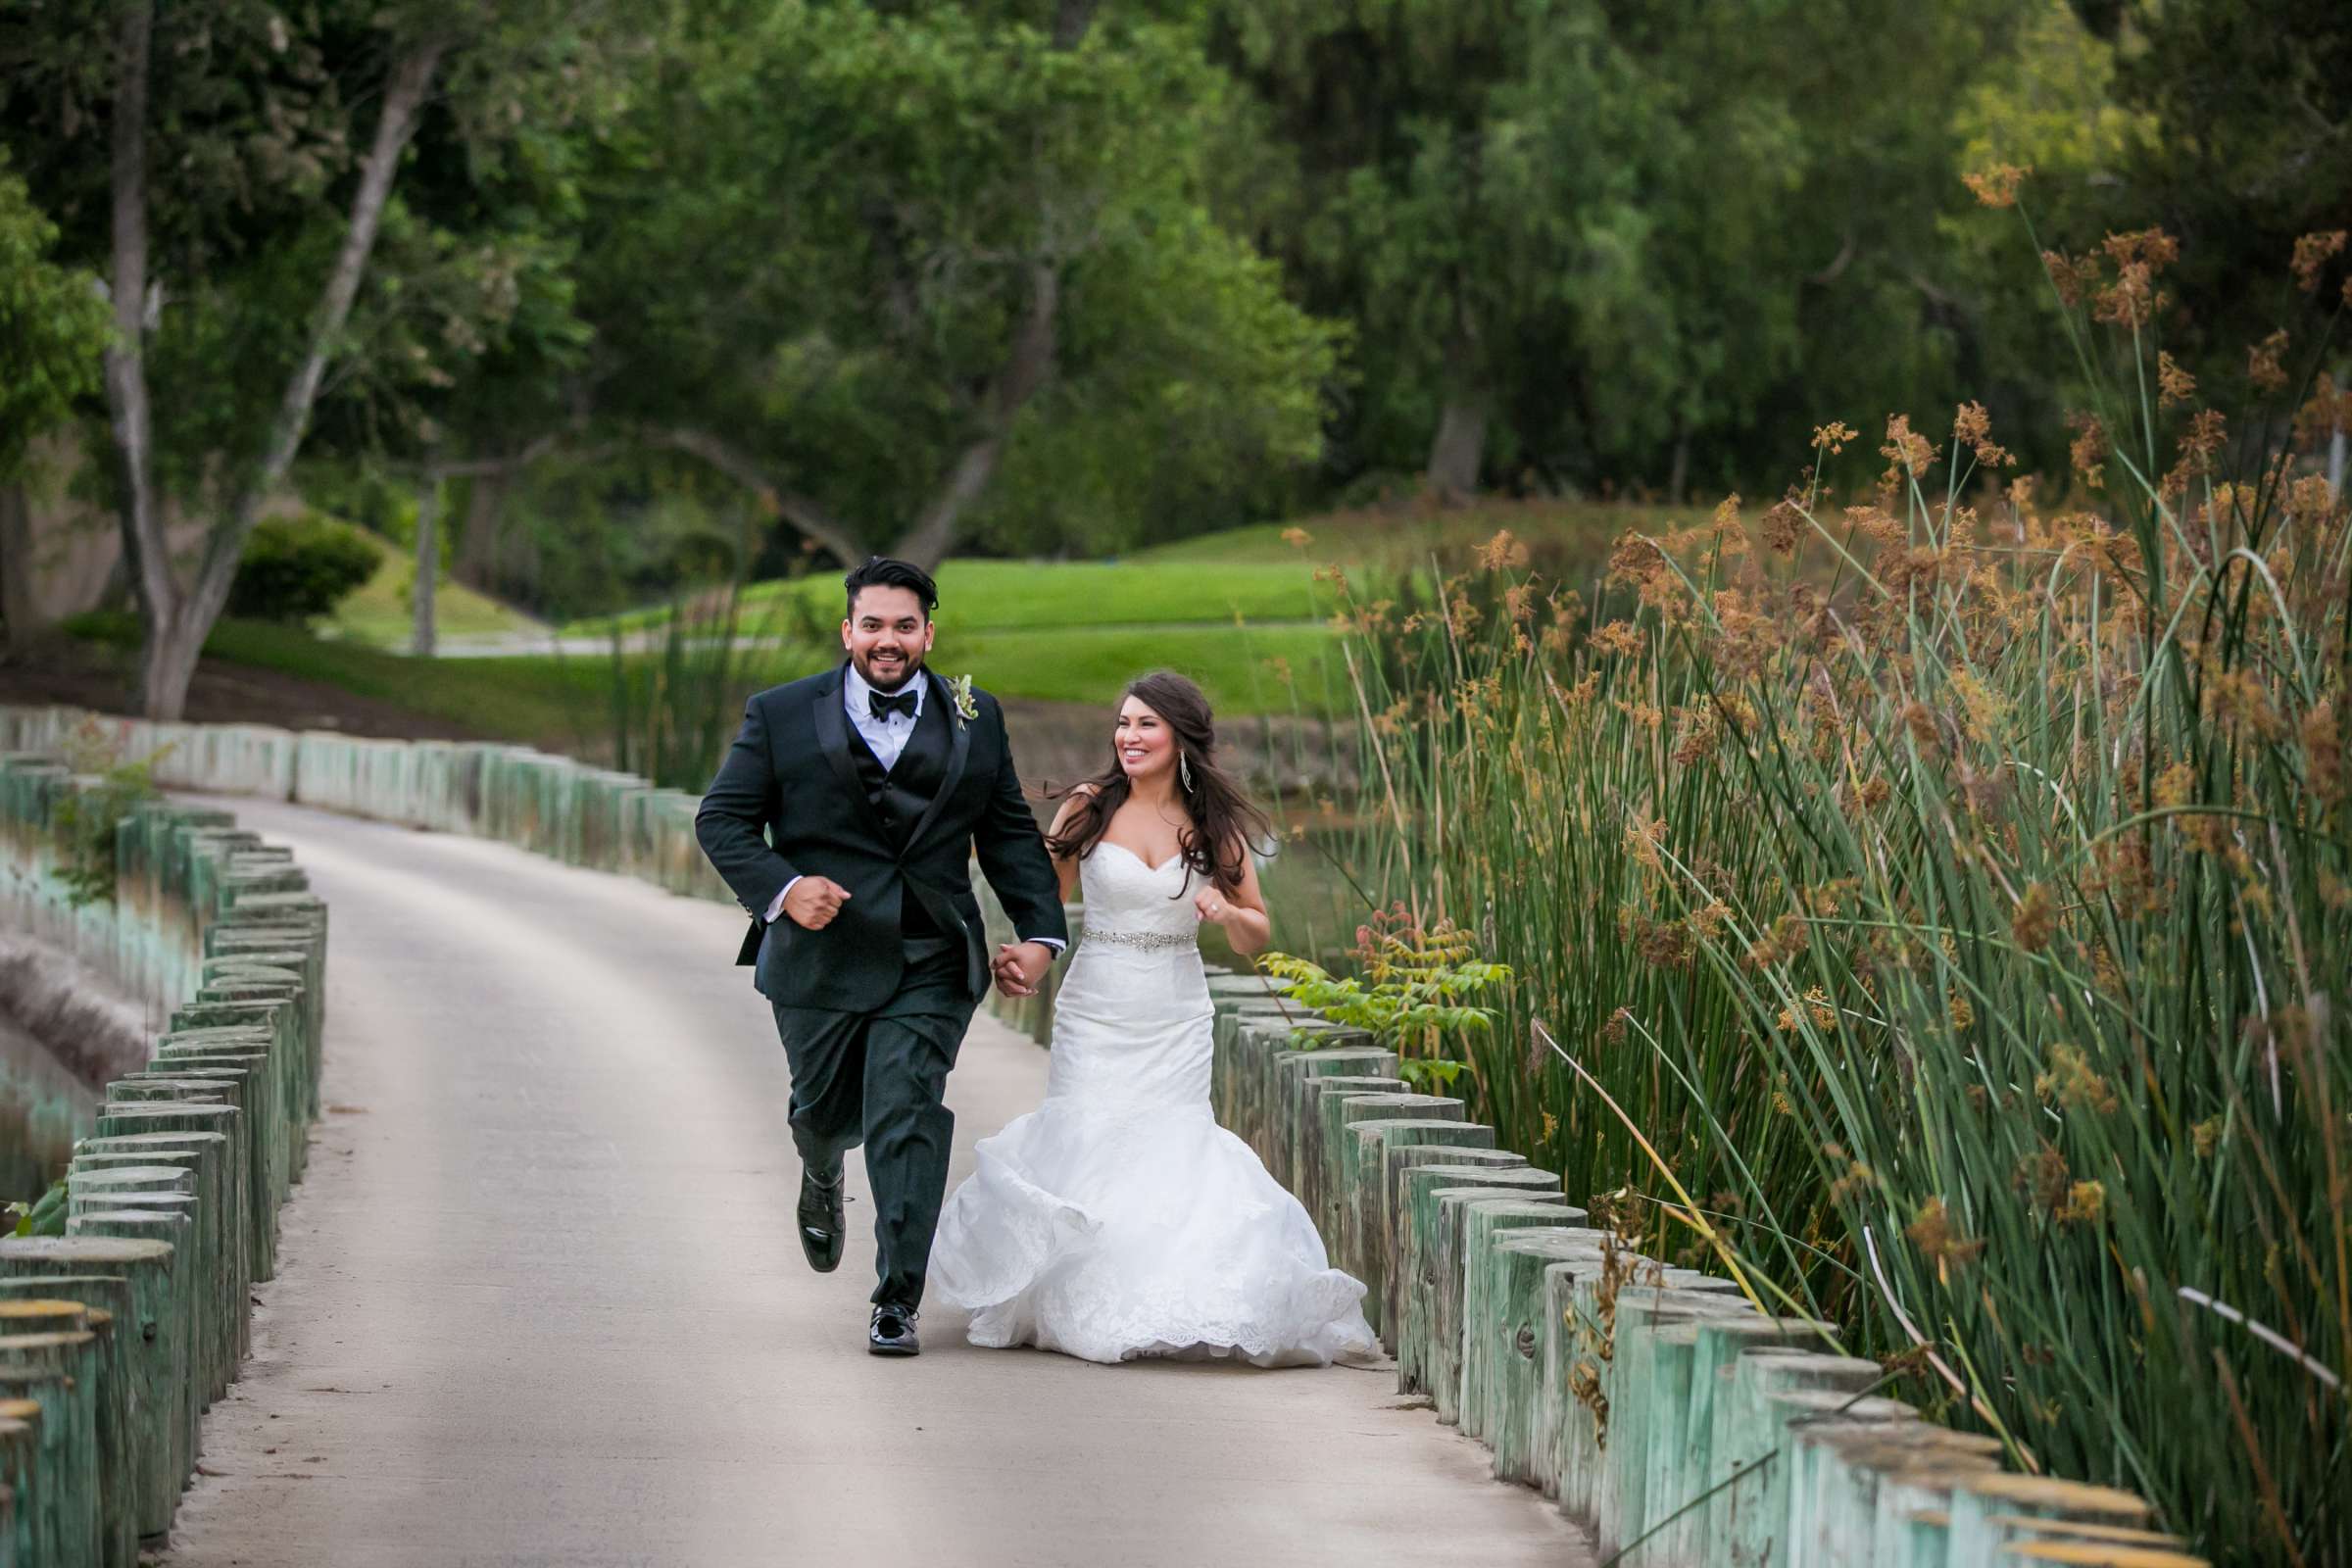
top-left (0, 1012), bottom-right (98, 1206)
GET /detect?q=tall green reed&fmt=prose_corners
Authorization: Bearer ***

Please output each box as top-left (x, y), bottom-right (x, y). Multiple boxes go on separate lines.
top-left (1327, 198), bottom-right (2350, 1559)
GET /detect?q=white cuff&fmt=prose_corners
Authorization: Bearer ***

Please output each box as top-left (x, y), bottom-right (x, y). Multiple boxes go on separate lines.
top-left (765, 877), bottom-right (799, 924)
top-left (1022, 936), bottom-right (1066, 954)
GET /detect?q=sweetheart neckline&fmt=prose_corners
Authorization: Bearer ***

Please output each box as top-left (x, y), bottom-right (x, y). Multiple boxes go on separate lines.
top-left (1095, 840), bottom-right (1185, 876)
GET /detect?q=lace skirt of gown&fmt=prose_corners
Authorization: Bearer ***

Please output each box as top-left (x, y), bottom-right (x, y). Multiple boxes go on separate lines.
top-left (928, 847), bottom-right (1375, 1367)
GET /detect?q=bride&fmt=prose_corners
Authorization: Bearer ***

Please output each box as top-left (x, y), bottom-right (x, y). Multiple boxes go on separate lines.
top-left (929, 670), bottom-right (1377, 1367)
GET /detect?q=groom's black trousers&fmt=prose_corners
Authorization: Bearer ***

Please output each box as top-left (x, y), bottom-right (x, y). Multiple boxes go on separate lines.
top-left (768, 934), bottom-right (977, 1309)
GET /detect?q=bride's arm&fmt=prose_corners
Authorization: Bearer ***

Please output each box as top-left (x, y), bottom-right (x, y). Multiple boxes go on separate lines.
top-left (1197, 840), bottom-right (1271, 957)
top-left (1045, 787), bottom-right (1094, 903)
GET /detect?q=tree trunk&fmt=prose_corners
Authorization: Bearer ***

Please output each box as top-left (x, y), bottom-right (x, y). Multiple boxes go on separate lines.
top-left (129, 35), bottom-right (447, 720)
top-left (454, 467), bottom-right (509, 587)
top-left (412, 466), bottom-right (442, 658)
top-left (1425, 314), bottom-right (1488, 506)
top-left (0, 483), bottom-right (43, 653)
top-left (1667, 419), bottom-right (1690, 505)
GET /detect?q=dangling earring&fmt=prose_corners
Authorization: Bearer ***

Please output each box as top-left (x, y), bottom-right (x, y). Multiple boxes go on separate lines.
top-left (1180, 751), bottom-right (1195, 793)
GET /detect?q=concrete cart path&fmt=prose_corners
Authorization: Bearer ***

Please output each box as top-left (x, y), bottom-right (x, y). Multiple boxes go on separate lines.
top-left (160, 793), bottom-right (1587, 1567)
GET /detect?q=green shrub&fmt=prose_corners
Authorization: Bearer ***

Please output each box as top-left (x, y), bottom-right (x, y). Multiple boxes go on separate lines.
top-left (228, 514), bottom-right (380, 622)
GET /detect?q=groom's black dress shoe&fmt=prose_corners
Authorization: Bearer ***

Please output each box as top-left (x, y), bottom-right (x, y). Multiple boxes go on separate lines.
top-left (869, 1302), bottom-right (920, 1356)
top-left (798, 1165), bottom-right (845, 1273)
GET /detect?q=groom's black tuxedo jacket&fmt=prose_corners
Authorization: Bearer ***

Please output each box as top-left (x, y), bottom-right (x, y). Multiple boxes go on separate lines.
top-left (694, 662), bottom-right (1067, 1011)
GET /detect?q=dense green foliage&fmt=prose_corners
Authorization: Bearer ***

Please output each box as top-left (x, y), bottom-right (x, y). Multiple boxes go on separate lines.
top-left (227, 515), bottom-right (383, 622)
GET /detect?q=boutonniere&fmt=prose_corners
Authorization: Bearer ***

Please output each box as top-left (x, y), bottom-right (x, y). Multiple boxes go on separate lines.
top-left (948, 672), bottom-right (979, 728)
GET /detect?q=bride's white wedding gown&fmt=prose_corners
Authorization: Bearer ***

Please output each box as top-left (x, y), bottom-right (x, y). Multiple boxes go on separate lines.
top-left (930, 842), bottom-right (1377, 1366)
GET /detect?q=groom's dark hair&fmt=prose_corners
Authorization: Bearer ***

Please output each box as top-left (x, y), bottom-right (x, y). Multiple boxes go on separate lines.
top-left (844, 556), bottom-right (939, 621)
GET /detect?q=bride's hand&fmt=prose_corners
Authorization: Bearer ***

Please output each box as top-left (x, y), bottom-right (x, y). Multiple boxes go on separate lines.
top-left (1194, 886), bottom-right (1233, 926)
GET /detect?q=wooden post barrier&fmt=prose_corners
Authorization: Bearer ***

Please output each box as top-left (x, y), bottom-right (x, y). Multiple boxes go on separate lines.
top-left (1461, 1220), bottom-right (1603, 1448)
top-left (1476, 1229), bottom-right (1605, 1484)
top-left (94, 1102), bottom-right (248, 1382)
top-left (0, 1280), bottom-right (151, 1558)
top-left (0, 1403), bottom-right (36, 1568)
top-left (1263, 1048), bottom-right (1396, 1187)
top-left (1379, 1147), bottom-right (1525, 1352)
top-left (0, 1327), bottom-right (102, 1567)
top-left (1571, 1284), bottom-right (1750, 1542)
top-left (1394, 1165), bottom-right (1559, 1394)
top-left (1425, 1195), bottom-right (1577, 1426)
top-left (0, 1239), bottom-right (181, 1540)
top-left (1287, 1076), bottom-right (1404, 1220)
top-left (0, 1300), bottom-right (138, 1567)
top-left (1340, 1120), bottom-right (1494, 1339)
top-left (61, 1211), bottom-right (202, 1490)
top-left (1315, 1093), bottom-right (1462, 1251)
top-left (1647, 1314), bottom-right (1831, 1563)
top-left (131, 1052), bottom-right (278, 1280)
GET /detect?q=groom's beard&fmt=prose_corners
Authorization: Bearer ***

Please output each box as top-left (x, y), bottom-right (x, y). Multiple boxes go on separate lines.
top-left (852, 648), bottom-right (925, 693)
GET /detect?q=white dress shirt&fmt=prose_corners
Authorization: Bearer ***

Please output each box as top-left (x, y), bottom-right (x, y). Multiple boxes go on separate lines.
top-left (763, 665), bottom-right (1064, 956)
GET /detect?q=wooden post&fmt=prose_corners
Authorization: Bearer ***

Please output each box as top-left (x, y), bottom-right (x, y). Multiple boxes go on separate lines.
top-left (0, 1239), bottom-right (181, 1538)
top-left (1746, 1390), bottom-right (1917, 1567)
top-left (1316, 1093), bottom-right (1462, 1252)
top-left (1394, 1165), bottom-right (1559, 1393)
top-left (1379, 1146), bottom-right (1525, 1353)
top-left (1480, 1230), bottom-right (1604, 1486)
top-left (1288, 1076), bottom-right (1403, 1224)
top-left (0, 1329), bottom-right (102, 1567)
top-left (0, 1280), bottom-right (149, 1558)
top-left (1264, 1048), bottom-right (1396, 1185)
top-left (1428, 1196), bottom-right (1577, 1426)
top-left (0, 1406), bottom-right (33, 1568)
top-left (1341, 1121), bottom-right (1495, 1340)
top-left (1642, 1313), bottom-right (1829, 1562)
top-left (1708, 1348), bottom-right (1886, 1557)
top-left (1462, 1221), bottom-right (1603, 1449)
top-left (1943, 1474), bottom-right (2158, 1564)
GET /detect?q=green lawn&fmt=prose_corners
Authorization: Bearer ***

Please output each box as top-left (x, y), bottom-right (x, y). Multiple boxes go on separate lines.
top-left (563, 557), bottom-right (1332, 638)
top-left (319, 529), bottom-right (544, 648)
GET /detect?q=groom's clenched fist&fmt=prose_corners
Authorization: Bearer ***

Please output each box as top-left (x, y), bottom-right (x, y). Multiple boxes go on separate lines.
top-left (780, 875), bottom-right (853, 930)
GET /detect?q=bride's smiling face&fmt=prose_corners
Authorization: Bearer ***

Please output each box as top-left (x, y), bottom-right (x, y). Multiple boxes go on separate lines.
top-left (1113, 698), bottom-right (1178, 783)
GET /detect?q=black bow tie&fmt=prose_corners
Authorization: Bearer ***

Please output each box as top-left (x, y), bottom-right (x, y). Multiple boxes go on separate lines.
top-left (868, 687), bottom-right (918, 721)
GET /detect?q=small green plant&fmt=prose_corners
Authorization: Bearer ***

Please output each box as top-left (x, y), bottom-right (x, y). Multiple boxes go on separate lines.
top-left (51, 716), bottom-right (168, 907)
top-left (7, 1177), bottom-right (68, 1238)
top-left (1258, 904), bottom-right (1513, 1091)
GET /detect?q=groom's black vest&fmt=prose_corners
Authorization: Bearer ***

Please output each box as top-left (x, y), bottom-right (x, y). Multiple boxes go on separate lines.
top-left (846, 691), bottom-right (950, 937)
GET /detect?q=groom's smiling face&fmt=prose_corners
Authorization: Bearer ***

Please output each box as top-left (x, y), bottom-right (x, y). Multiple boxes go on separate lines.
top-left (843, 584), bottom-right (935, 693)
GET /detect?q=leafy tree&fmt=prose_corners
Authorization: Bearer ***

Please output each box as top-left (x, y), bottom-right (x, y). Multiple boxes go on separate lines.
top-left (0, 149), bottom-right (110, 646)
top-left (579, 0), bottom-right (1337, 567)
top-left (0, 0), bottom-right (630, 715)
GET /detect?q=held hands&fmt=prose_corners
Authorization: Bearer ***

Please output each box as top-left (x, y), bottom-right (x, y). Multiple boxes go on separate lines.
top-left (781, 876), bottom-right (852, 930)
top-left (992, 941), bottom-right (1054, 998)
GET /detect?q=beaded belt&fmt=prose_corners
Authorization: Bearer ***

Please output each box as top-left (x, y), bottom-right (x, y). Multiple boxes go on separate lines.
top-left (1082, 928), bottom-right (1199, 953)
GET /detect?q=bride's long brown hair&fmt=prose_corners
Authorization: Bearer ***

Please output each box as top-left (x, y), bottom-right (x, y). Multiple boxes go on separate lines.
top-left (1045, 670), bottom-right (1271, 896)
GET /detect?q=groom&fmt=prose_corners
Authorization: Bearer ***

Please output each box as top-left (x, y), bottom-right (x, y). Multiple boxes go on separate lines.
top-left (695, 557), bottom-right (1067, 1356)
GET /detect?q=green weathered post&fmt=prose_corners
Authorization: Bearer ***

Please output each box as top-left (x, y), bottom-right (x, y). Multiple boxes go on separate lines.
top-left (1428, 1196), bottom-right (1576, 1427)
top-left (1707, 1349), bottom-right (1888, 1559)
top-left (0, 1281), bottom-right (148, 1561)
top-left (1289, 1076), bottom-right (1403, 1223)
top-left (0, 1328), bottom-right (102, 1567)
top-left (1941, 1474), bottom-right (2160, 1564)
top-left (1394, 1165), bottom-right (1558, 1394)
top-left (1381, 1146), bottom-right (1524, 1352)
top-left (1461, 1220), bottom-right (1602, 1448)
top-left (1265, 1047), bottom-right (1396, 1187)
top-left (0, 1300), bottom-right (137, 1568)
top-left (0, 1238), bottom-right (180, 1537)
top-left (1317, 1094), bottom-right (1461, 1251)
top-left (0, 1405), bottom-right (36, 1568)
top-left (1478, 1230), bottom-right (1604, 1485)
top-left (1790, 1422), bottom-right (2001, 1567)
top-left (1341, 1120), bottom-right (1494, 1338)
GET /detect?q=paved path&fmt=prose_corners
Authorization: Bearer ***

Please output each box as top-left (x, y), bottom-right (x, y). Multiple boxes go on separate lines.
top-left (159, 794), bottom-right (1585, 1567)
